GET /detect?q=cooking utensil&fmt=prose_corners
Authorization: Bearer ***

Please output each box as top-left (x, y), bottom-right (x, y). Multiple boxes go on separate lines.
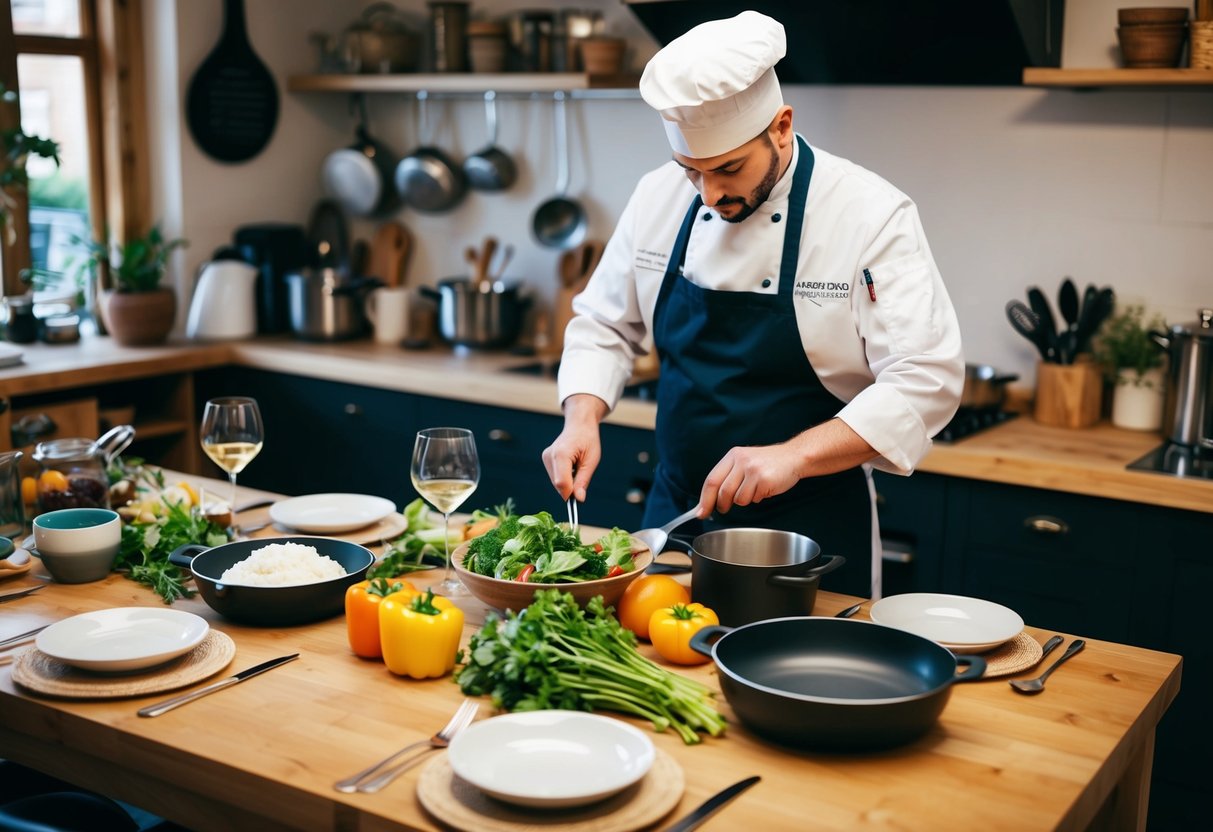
top-left (1026, 286), bottom-right (1059, 363)
top-left (1009, 639), bottom-right (1085, 694)
top-left (394, 92), bottom-right (467, 213)
top-left (1035, 634), bottom-right (1065, 666)
top-left (566, 494), bottom-right (579, 532)
top-left (689, 617), bottom-right (985, 749)
top-left (186, 0), bottom-right (278, 163)
top-left (307, 199), bottom-right (349, 270)
top-left (670, 528), bottom-right (845, 626)
top-left (1006, 300), bottom-right (1051, 362)
top-left (532, 92), bottom-right (588, 250)
top-left (367, 221), bottom-right (411, 288)
top-left (168, 536), bottom-right (374, 626)
top-left (476, 236), bottom-right (498, 292)
top-left (664, 775), bottom-right (761, 832)
top-left (336, 698), bottom-right (479, 793)
top-left (834, 601), bottom-right (863, 619)
top-left (1058, 277), bottom-right (1080, 332)
top-left (959, 363), bottom-right (1019, 409)
top-left (285, 267), bottom-right (380, 341)
top-left (137, 653), bottom-right (299, 717)
top-left (421, 278), bottom-right (530, 349)
top-left (463, 91), bottom-right (517, 191)
top-left (489, 243), bottom-right (514, 283)
top-left (631, 506), bottom-right (699, 556)
top-left (322, 96), bottom-right (400, 218)
top-left (1151, 308), bottom-right (1213, 449)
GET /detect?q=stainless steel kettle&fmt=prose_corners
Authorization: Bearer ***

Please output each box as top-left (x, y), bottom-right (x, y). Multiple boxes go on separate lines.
top-left (1152, 308), bottom-right (1213, 449)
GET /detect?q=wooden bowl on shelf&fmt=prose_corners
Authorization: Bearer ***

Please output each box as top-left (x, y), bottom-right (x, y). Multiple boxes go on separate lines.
top-left (1117, 23), bottom-right (1188, 67)
top-left (1118, 7), bottom-right (1189, 26)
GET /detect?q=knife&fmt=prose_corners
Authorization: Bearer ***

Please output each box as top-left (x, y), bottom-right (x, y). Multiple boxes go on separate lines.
top-left (664, 776), bottom-right (760, 832)
top-left (0, 584), bottom-right (45, 603)
top-left (137, 654), bottom-right (299, 718)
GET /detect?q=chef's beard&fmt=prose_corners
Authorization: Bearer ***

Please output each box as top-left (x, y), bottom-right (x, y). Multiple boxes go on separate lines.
top-left (713, 135), bottom-right (781, 224)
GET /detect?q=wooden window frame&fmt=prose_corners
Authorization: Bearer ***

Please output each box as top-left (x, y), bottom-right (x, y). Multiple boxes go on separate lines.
top-left (0, 0), bottom-right (149, 297)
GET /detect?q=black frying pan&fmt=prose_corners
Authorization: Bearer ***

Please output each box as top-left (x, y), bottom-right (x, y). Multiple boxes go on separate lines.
top-left (690, 617), bottom-right (985, 750)
top-left (169, 536), bottom-right (373, 626)
top-left (186, 0), bottom-right (279, 163)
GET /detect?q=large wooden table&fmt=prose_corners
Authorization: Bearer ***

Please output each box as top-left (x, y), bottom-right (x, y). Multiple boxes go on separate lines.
top-left (0, 476), bottom-right (1182, 832)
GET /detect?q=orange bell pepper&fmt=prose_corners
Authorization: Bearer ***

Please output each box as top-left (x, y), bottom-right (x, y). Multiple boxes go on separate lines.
top-left (345, 577), bottom-right (417, 659)
top-left (649, 603), bottom-right (719, 665)
top-left (379, 588), bottom-right (464, 679)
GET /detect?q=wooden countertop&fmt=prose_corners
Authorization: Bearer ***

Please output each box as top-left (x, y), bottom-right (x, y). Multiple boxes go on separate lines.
top-left (2, 335), bottom-right (1210, 514)
top-left (0, 474), bottom-right (1183, 832)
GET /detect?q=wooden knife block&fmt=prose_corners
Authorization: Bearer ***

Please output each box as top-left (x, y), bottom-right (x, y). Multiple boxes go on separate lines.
top-left (1034, 360), bottom-right (1102, 428)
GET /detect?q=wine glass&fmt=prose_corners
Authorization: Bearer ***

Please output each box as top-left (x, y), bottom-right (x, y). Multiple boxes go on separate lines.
top-left (200, 397), bottom-right (264, 534)
top-left (411, 427), bottom-right (479, 595)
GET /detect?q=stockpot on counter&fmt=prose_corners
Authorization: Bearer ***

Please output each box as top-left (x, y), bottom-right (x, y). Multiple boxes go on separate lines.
top-left (285, 267), bottom-right (382, 341)
top-left (667, 528), bottom-right (845, 626)
top-left (422, 278), bottom-right (530, 349)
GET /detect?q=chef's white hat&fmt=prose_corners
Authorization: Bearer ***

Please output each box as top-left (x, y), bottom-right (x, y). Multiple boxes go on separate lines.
top-left (639, 11), bottom-right (786, 159)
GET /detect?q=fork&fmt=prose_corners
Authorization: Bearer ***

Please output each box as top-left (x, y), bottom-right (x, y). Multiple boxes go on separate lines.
top-left (567, 494), bottom-right (579, 532)
top-left (334, 699), bottom-right (479, 794)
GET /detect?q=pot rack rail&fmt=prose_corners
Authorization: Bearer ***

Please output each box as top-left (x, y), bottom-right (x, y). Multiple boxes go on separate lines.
top-left (288, 73), bottom-right (642, 100)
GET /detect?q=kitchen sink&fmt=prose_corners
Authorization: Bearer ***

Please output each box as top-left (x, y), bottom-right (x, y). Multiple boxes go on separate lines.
top-left (503, 361), bottom-right (659, 402)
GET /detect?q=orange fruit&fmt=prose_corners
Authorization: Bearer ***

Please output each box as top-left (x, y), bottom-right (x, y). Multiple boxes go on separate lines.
top-left (21, 476), bottom-right (36, 505)
top-left (37, 469), bottom-right (70, 493)
top-left (616, 575), bottom-right (691, 640)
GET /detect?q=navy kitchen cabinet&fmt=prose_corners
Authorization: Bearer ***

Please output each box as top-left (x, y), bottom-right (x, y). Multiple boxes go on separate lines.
top-left (871, 470), bottom-right (948, 597)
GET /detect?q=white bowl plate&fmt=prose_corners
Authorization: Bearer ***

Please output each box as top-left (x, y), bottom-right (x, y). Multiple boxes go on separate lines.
top-left (36, 607), bottom-right (210, 673)
top-left (447, 711), bottom-right (656, 809)
top-left (268, 493), bottom-right (396, 533)
top-left (870, 592), bottom-right (1025, 652)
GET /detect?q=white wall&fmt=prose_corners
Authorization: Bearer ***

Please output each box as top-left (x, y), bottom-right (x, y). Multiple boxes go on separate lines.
top-left (149, 0), bottom-right (1213, 386)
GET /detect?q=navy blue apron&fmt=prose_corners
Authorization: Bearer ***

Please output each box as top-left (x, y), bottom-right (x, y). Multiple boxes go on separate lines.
top-left (643, 135), bottom-right (871, 595)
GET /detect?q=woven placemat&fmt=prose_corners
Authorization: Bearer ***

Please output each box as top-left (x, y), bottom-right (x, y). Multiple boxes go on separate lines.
top-left (972, 632), bottom-right (1044, 679)
top-left (417, 748), bottom-right (684, 832)
top-left (11, 629), bottom-right (236, 699)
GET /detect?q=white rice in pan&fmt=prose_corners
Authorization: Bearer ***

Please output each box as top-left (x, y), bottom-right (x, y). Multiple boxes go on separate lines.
top-left (219, 542), bottom-right (346, 587)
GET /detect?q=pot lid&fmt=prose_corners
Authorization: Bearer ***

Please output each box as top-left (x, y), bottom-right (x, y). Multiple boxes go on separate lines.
top-left (1169, 308), bottom-right (1213, 340)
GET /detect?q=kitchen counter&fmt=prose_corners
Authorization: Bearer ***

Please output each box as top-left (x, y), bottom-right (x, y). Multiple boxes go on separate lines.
top-left (3, 335), bottom-right (1210, 514)
top-left (0, 471), bottom-right (1183, 832)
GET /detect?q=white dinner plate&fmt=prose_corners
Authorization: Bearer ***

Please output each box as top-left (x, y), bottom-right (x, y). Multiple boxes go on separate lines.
top-left (447, 711), bottom-right (656, 809)
top-left (36, 607), bottom-right (210, 673)
top-left (0, 343), bottom-right (23, 368)
top-left (268, 493), bottom-right (397, 534)
top-left (869, 592), bottom-right (1025, 653)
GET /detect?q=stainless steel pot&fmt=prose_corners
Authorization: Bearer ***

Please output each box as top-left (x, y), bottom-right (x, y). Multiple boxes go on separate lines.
top-left (285, 268), bottom-right (380, 341)
top-left (669, 528), bottom-right (845, 626)
top-left (960, 363), bottom-right (1018, 409)
top-left (1152, 308), bottom-right (1213, 449)
top-left (421, 278), bottom-right (530, 349)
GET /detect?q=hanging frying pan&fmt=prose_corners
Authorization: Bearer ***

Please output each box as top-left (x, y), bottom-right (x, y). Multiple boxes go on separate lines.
top-left (322, 96), bottom-right (399, 217)
top-left (186, 0), bottom-right (279, 163)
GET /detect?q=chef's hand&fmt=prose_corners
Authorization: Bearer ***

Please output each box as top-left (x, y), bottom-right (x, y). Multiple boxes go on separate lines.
top-left (699, 444), bottom-right (802, 515)
top-left (542, 394), bottom-right (609, 502)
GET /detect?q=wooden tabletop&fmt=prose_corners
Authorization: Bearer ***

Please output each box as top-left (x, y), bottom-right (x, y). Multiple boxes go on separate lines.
top-left (0, 476), bottom-right (1183, 832)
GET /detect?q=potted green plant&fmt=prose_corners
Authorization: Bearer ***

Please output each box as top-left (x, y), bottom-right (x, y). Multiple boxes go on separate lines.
top-left (1092, 303), bottom-right (1167, 431)
top-left (76, 225), bottom-right (187, 346)
top-left (0, 84), bottom-right (60, 247)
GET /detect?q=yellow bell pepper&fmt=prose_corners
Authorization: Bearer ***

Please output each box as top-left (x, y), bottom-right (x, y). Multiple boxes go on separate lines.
top-left (345, 578), bottom-right (417, 659)
top-left (649, 603), bottom-right (719, 665)
top-left (379, 588), bottom-right (464, 679)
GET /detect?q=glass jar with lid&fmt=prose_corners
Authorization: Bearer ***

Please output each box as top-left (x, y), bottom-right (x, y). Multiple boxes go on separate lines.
top-left (31, 426), bottom-right (135, 515)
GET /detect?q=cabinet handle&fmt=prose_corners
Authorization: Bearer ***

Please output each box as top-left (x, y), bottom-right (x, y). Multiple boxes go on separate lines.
top-left (636, 451), bottom-right (651, 464)
top-left (488, 429), bottom-right (512, 442)
top-left (625, 488), bottom-right (646, 505)
top-left (1024, 515), bottom-right (1069, 535)
top-left (880, 539), bottom-right (914, 563)
top-left (343, 403), bottom-right (363, 416)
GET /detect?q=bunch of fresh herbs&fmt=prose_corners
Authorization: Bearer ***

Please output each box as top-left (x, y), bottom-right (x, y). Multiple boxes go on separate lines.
top-left (454, 589), bottom-right (726, 745)
top-left (114, 500), bottom-right (227, 603)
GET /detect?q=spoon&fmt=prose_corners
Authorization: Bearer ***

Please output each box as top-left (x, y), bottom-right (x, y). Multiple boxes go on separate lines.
top-left (632, 506), bottom-right (700, 556)
top-left (1009, 639), bottom-right (1085, 694)
top-left (834, 602), bottom-right (863, 619)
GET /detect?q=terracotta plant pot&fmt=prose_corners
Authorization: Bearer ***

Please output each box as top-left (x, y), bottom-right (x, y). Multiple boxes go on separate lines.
top-left (102, 288), bottom-right (176, 346)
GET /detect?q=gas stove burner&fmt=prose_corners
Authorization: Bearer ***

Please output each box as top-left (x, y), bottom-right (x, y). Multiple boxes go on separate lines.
top-left (1127, 442), bottom-right (1213, 481)
top-left (934, 407), bottom-right (1017, 443)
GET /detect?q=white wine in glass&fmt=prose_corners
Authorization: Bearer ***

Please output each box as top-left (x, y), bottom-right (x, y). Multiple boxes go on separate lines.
top-left (200, 397), bottom-right (264, 534)
top-left (411, 427), bottom-right (479, 595)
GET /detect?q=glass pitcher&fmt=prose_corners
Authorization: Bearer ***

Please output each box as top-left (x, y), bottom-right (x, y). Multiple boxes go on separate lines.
top-left (0, 450), bottom-right (24, 539)
top-left (31, 425), bottom-right (135, 515)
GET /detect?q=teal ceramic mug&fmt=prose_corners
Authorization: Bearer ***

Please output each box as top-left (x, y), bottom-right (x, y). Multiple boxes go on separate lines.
top-left (32, 508), bottom-right (121, 583)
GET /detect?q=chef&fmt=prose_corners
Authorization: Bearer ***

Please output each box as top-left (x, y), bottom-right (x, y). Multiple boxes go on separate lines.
top-left (541, 11), bottom-right (963, 597)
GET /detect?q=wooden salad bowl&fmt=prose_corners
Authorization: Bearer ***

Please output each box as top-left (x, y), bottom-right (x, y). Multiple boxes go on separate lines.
top-left (452, 539), bottom-right (652, 614)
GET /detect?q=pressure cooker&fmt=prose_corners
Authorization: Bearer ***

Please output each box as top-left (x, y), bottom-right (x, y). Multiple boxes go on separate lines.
top-left (1152, 308), bottom-right (1213, 449)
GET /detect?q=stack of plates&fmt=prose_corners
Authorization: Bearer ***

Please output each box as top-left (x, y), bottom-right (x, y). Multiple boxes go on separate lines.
top-left (870, 593), bottom-right (1024, 653)
top-left (268, 493), bottom-right (397, 534)
top-left (0, 343), bottom-right (24, 369)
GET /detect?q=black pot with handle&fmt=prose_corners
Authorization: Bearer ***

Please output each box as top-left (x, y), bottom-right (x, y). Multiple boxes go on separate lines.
top-left (689, 617), bottom-right (986, 750)
top-left (668, 527), bottom-right (844, 626)
top-left (169, 536), bottom-right (374, 626)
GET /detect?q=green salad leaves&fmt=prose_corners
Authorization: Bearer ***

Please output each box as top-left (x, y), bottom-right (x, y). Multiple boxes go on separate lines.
top-left (464, 509), bottom-right (635, 582)
top-left (114, 500), bottom-right (227, 603)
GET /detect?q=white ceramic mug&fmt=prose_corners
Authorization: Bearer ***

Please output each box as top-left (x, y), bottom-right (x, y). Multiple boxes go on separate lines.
top-left (364, 287), bottom-right (410, 345)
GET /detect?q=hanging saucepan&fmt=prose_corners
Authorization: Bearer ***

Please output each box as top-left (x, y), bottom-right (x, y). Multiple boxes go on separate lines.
top-left (322, 95), bottom-right (399, 218)
top-left (394, 91), bottom-right (467, 213)
top-left (532, 91), bottom-right (587, 250)
top-left (463, 91), bottom-right (517, 191)
top-left (667, 527), bottom-right (844, 626)
top-left (169, 536), bottom-right (374, 626)
top-left (689, 617), bottom-right (986, 750)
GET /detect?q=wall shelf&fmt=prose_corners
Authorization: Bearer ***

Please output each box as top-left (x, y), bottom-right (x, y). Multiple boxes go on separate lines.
top-left (287, 73), bottom-right (641, 98)
top-left (1023, 68), bottom-right (1213, 88)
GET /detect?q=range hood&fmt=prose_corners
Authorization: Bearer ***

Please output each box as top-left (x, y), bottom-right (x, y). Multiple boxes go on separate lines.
top-left (622, 1), bottom-right (1064, 85)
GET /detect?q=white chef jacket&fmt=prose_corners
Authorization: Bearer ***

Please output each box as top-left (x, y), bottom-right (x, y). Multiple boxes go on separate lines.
top-left (558, 136), bottom-right (964, 477)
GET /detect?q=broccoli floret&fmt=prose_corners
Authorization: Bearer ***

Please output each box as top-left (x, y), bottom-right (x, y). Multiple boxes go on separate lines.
top-left (581, 549), bottom-right (607, 579)
top-left (466, 514), bottom-right (522, 576)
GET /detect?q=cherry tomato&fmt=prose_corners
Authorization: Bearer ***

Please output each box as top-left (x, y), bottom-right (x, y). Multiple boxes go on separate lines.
top-left (516, 564), bottom-right (535, 582)
top-left (616, 575), bottom-right (690, 640)
top-left (606, 565), bottom-right (625, 578)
